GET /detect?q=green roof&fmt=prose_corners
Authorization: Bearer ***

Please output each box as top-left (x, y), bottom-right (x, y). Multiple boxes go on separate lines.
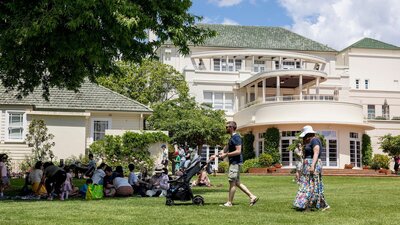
top-left (194, 24), bottom-right (337, 52)
top-left (345, 38), bottom-right (400, 50)
top-left (0, 81), bottom-right (152, 112)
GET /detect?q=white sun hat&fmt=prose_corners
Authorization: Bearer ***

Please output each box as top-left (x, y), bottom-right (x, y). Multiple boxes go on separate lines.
top-left (299, 125), bottom-right (316, 138)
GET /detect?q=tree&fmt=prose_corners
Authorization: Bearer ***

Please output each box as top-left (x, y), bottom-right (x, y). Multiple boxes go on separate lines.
top-left (0, 0), bottom-right (215, 99)
top-left (362, 134), bottom-right (373, 166)
top-left (96, 59), bottom-right (189, 105)
top-left (379, 134), bottom-right (400, 157)
top-left (25, 119), bottom-right (55, 163)
top-left (147, 97), bottom-right (227, 152)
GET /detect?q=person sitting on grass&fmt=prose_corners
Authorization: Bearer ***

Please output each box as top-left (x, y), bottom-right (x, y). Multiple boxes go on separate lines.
top-left (128, 163), bottom-right (141, 195)
top-left (29, 161), bottom-right (47, 197)
top-left (0, 154), bottom-right (10, 198)
top-left (192, 168), bottom-right (211, 187)
top-left (40, 162), bottom-right (67, 201)
top-left (113, 169), bottom-right (133, 197)
top-left (145, 165), bottom-right (169, 197)
top-left (79, 178), bottom-right (93, 198)
top-left (103, 166), bottom-right (116, 197)
top-left (91, 163), bottom-right (107, 185)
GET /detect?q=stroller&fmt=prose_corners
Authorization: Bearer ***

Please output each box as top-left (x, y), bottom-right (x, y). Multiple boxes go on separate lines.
top-left (165, 155), bottom-right (212, 206)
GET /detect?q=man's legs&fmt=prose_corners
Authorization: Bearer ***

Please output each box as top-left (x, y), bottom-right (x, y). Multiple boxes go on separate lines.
top-left (228, 181), bottom-right (236, 203)
top-left (236, 181), bottom-right (258, 204)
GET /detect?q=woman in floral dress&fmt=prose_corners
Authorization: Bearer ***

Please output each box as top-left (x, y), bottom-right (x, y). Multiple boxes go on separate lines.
top-left (293, 125), bottom-right (330, 211)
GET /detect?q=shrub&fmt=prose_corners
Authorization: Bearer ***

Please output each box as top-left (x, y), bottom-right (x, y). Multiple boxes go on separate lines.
top-left (241, 158), bottom-right (260, 173)
top-left (264, 127), bottom-right (280, 164)
top-left (391, 116), bottom-right (400, 120)
top-left (370, 154), bottom-right (390, 170)
top-left (243, 132), bottom-right (255, 161)
top-left (374, 116), bottom-right (386, 120)
top-left (218, 161), bottom-right (229, 173)
top-left (258, 153), bottom-right (273, 167)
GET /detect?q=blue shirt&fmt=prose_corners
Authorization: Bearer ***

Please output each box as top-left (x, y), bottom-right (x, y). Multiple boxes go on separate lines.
top-left (304, 137), bottom-right (322, 159)
top-left (228, 133), bottom-right (243, 165)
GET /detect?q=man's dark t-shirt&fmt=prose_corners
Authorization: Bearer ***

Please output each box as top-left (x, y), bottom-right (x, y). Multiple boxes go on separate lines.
top-left (228, 133), bottom-right (243, 165)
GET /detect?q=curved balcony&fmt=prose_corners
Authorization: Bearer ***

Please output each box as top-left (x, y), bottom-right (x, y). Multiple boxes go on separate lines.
top-left (234, 96), bottom-right (373, 130)
top-left (240, 69), bottom-right (327, 88)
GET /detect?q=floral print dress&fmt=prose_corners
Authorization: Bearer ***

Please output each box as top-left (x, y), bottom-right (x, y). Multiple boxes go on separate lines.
top-left (293, 138), bottom-right (329, 210)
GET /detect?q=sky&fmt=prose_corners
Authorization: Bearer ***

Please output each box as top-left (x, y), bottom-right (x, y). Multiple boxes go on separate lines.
top-left (189, 0), bottom-right (400, 51)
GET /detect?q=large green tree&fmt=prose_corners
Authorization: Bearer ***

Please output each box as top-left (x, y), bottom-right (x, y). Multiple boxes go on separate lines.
top-left (0, 0), bottom-right (215, 99)
top-left (97, 59), bottom-right (188, 105)
top-left (379, 134), bottom-right (400, 157)
top-left (147, 97), bottom-right (227, 151)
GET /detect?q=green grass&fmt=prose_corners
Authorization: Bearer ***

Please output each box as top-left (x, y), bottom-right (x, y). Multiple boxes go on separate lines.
top-left (1, 175), bottom-right (399, 225)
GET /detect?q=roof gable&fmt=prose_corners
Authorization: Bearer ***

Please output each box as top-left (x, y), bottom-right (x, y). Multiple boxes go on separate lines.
top-left (194, 24), bottom-right (337, 52)
top-left (0, 81), bottom-right (152, 112)
top-left (344, 38), bottom-right (400, 51)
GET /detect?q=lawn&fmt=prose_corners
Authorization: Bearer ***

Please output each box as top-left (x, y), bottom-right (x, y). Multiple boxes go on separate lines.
top-left (1, 175), bottom-right (399, 225)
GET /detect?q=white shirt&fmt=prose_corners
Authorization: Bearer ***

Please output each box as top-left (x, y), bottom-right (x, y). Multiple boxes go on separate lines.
top-left (91, 169), bottom-right (105, 185)
top-left (29, 169), bottom-right (43, 183)
top-left (128, 172), bottom-right (138, 185)
top-left (113, 177), bottom-right (131, 189)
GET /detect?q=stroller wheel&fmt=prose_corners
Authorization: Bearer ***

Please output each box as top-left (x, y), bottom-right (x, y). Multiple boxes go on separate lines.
top-left (166, 198), bottom-right (174, 206)
top-left (192, 195), bottom-right (204, 206)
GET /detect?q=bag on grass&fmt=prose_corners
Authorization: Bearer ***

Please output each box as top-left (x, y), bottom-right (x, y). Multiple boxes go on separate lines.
top-left (85, 184), bottom-right (104, 200)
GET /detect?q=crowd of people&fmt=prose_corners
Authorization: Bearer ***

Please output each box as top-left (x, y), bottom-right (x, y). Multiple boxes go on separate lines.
top-left (2, 122), bottom-right (399, 210)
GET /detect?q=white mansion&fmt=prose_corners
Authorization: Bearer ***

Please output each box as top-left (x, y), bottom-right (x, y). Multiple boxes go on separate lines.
top-left (158, 24), bottom-right (400, 169)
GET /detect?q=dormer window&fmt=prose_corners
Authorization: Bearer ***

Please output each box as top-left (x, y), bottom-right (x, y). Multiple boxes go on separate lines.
top-left (213, 58), bottom-right (242, 72)
top-left (254, 60), bottom-right (265, 73)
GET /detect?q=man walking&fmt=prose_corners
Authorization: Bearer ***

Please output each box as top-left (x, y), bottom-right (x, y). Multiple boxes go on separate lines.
top-left (211, 121), bottom-right (259, 207)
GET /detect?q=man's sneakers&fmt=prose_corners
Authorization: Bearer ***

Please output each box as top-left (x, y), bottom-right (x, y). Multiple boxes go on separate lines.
top-left (321, 205), bottom-right (331, 211)
top-left (250, 196), bottom-right (259, 206)
top-left (219, 202), bottom-right (233, 207)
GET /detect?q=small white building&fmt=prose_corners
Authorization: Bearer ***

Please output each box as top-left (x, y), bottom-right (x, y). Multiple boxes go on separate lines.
top-left (158, 24), bottom-right (400, 169)
top-left (0, 81), bottom-right (153, 170)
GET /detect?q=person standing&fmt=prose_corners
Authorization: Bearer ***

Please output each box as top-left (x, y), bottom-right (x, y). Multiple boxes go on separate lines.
top-left (293, 125), bottom-right (330, 211)
top-left (211, 121), bottom-right (258, 207)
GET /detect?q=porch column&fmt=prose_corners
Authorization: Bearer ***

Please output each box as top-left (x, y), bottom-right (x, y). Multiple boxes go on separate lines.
top-left (279, 57), bottom-right (282, 70)
top-left (262, 78), bottom-right (266, 103)
top-left (276, 76), bottom-right (280, 101)
top-left (252, 56), bottom-right (255, 72)
top-left (299, 75), bottom-right (303, 100)
top-left (246, 86), bottom-right (250, 104)
top-left (254, 82), bottom-right (258, 102)
top-left (316, 77), bottom-right (320, 95)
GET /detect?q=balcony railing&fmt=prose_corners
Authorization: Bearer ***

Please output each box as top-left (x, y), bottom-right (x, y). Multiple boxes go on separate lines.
top-left (239, 94), bottom-right (338, 110)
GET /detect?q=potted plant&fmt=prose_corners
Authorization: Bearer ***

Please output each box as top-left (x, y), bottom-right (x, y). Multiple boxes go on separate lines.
top-left (344, 164), bottom-right (354, 169)
top-left (274, 163), bottom-right (282, 169)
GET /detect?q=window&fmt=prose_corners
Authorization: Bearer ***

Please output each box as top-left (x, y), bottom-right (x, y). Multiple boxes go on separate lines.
top-left (7, 112), bottom-right (25, 140)
top-left (382, 104), bottom-right (390, 120)
top-left (203, 91), bottom-right (235, 112)
top-left (213, 58), bottom-right (242, 72)
top-left (253, 60), bottom-right (265, 72)
top-left (164, 48), bottom-right (171, 61)
top-left (365, 79), bottom-right (369, 89)
top-left (355, 79), bottom-right (359, 89)
top-left (349, 132), bottom-right (358, 139)
top-left (367, 105), bottom-right (375, 119)
top-left (282, 61), bottom-right (295, 69)
top-left (92, 119), bottom-right (111, 141)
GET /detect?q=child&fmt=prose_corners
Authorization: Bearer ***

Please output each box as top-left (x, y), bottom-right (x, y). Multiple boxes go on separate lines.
top-left (0, 154), bottom-right (10, 198)
top-left (79, 178), bottom-right (93, 198)
top-left (174, 151), bottom-right (181, 174)
top-left (128, 164), bottom-right (139, 193)
top-left (293, 143), bottom-right (303, 183)
top-left (84, 153), bottom-right (96, 178)
top-left (91, 163), bottom-right (106, 185)
top-left (61, 166), bottom-right (73, 200)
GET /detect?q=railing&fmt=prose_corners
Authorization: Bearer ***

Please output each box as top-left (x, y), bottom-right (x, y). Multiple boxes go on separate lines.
top-left (239, 94), bottom-right (338, 110)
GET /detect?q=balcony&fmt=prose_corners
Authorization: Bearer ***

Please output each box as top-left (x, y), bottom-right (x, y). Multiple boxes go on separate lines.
top-left (234, 96), bottom-right (373, 129)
